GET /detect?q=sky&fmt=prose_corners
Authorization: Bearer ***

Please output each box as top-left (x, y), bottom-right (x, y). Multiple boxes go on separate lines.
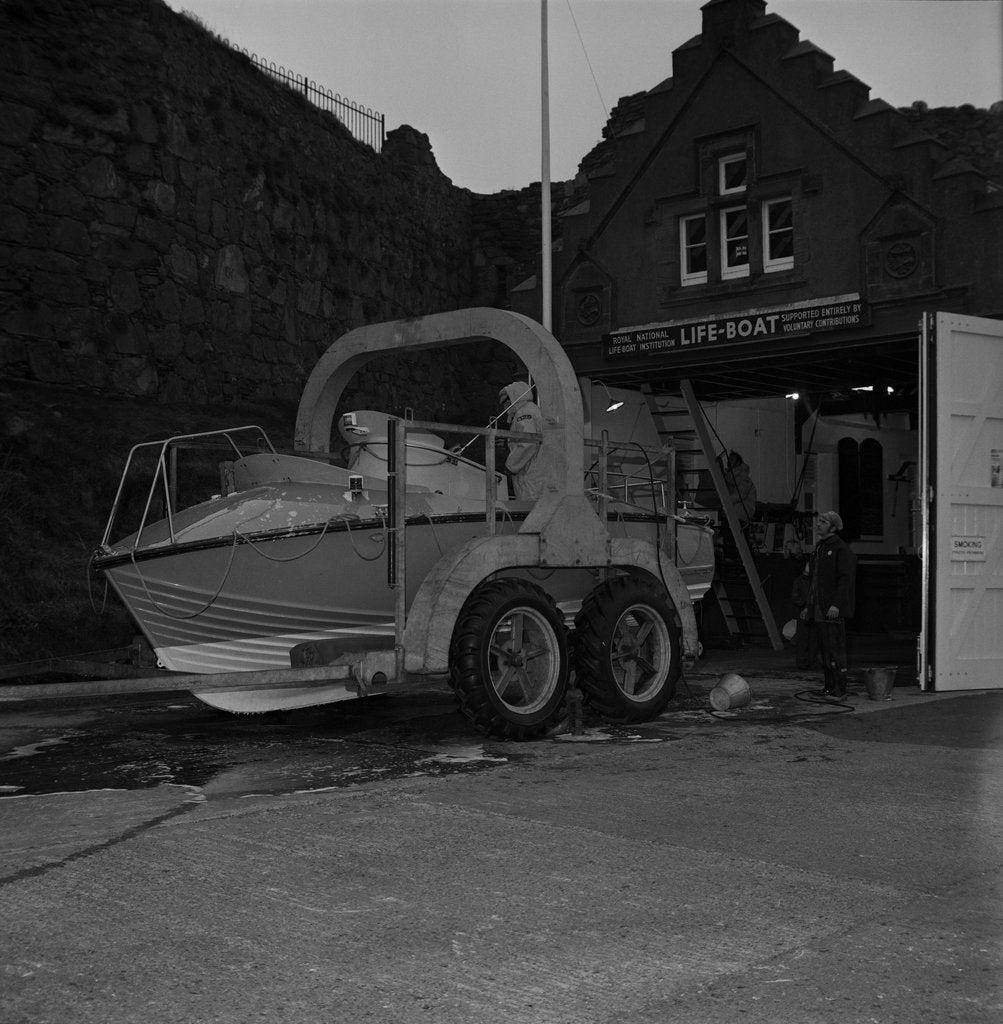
top-left (165, 0), bottom-right (1003, 194)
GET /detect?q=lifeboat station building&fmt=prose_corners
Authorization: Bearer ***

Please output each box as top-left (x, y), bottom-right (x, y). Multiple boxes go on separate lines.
top-left (512, 0), bottom-right (1003, 691)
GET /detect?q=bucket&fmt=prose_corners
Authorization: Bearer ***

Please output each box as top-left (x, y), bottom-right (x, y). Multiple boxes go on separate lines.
top-left (709, 672), bottom-right (752, 711)
top-left (862, 666), bottom-right (896, 701)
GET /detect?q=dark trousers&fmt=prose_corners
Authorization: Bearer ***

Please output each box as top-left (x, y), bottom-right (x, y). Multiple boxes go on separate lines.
top-left (794, 616), bottom-right (817, 669)
top-left (814, 618), bottom-right (848, 695)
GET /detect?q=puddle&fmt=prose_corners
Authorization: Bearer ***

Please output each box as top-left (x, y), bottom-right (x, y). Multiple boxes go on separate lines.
top-left (0, 736), bottom-right (75, 760)
top-left (415, 743), bottom-right (510, 765)
top-left (0, 704), bottom-right (510, 799)
top-left (554, 727), bottom-right (666, 744)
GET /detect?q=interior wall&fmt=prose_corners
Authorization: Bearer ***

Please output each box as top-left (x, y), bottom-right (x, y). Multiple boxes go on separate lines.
top-left (583, 382), bottom-right (661, 448)
top-left (804, 411), bottom-right (919, 555)
top-left (579, 386), bottom-right (920, 561)
top-left (695, 397), bottom-right (796, 505)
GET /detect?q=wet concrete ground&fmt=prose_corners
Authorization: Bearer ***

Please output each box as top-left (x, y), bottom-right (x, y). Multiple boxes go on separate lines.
top-left (1, 657), bottom-right (1001, 1023)
top-left (0, 690), bottom-right (513, 800)
top-left (0, 646), bottom-right (953, 803)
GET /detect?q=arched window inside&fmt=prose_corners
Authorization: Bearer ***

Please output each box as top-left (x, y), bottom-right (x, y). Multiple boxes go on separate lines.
top-left (837, 438), bottom-right (860, 540)
top-left (859, 438), bottom-right (884, 537)
top-left (837, 436), bottom-right (884, 540)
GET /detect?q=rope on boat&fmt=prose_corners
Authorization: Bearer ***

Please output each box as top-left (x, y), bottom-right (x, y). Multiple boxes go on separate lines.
top-left (126, 513), bottom-right (386, 621)
top-left (240, 515), bottom-right (338, 563)
top-left (85, 550), bottom-right (110, 615)
top-left (343, 514), bottom-right (388, 562)
top-left (130, 529), bottom-right (240, 620)
top-left (239, 513), bottom-right (388, 563)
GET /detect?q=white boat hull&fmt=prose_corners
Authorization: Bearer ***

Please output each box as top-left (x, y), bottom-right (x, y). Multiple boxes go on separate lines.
top-left (99, 512), bottom-right (713, 681)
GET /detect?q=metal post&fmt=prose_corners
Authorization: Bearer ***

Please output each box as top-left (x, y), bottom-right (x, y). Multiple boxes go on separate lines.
top-left (168, 444), bottom-right (178, 514)
top-left (540, 0), bottom-right (552, 332)
top-left (387, 418), bottom-right (407, 681)
top-left (664, 445), bottom-right (676, 562)
top-left (598, 429), bottom-right (609, 526)
top-left (486, 427), bottom-right (498, 533)
top-left (387, 418), bottom-right (398, 589)
top-left (917, 313), bottom-right (932, 690)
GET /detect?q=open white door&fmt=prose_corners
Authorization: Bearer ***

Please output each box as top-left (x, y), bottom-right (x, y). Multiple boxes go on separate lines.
top-left (919, 312), bottom-right (1003, 691)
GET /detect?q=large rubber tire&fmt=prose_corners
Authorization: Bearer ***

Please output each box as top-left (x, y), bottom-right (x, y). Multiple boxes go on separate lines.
top-left (449, 578), bottom-right (569, 740)
top-left (572, 577), bottom-right (681, 724)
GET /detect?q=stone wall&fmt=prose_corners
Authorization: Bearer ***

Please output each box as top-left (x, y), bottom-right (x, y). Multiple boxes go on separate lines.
top-left (0, 0), bottom-right (526, 423)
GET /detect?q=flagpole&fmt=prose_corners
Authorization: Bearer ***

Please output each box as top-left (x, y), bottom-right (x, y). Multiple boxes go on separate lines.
top-left (540, 0), bottom-right (552, 333)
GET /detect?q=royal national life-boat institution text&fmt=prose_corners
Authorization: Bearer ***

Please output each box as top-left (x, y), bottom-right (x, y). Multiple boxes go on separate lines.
top-left (604, 296), bottom-right (864, 360)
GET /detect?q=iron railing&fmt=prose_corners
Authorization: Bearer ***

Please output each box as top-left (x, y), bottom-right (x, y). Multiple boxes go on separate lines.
top-left (216, 34), bottom-right (386, 152)
top-left (247, 54), bottom-right (385, 152)
top-left (186, 10), bottom-right (386, 152)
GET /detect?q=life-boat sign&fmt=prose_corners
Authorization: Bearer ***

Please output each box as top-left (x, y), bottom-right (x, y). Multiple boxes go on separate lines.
top-left (603, 294), bottom-right (865, 359)
top-left (951, 536), bottom-right (986, 561)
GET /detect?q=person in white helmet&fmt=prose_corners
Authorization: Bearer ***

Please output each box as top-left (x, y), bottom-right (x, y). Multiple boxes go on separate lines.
top-left (498, 381), bottom-right (545, 501)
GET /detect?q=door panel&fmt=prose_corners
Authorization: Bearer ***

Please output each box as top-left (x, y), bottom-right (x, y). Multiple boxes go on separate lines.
top-left (921, 313), bottom-right (1003, 691)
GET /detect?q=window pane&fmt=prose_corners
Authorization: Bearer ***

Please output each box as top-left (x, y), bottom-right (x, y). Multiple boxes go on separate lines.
top-left (725, 209), bottom-right (748, 235)
top-left (720, 155), bottom-right (747, 193)
top-left (686, 218), bottom-right (706, 246)
top-left (770, 231), bottom-right (793, 260)
top-left (765, 199), bottom-right (794, 266)
top-left (724, 209), bottom-right (749, 265)
top-left (768, 201), bottom-right (791, 230)
top-left (682, 216), bottom-right (707, 279)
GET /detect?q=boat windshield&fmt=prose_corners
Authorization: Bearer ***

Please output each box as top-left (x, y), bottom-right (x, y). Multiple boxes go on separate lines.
top-left (99, 426), bottom-right (276, 551)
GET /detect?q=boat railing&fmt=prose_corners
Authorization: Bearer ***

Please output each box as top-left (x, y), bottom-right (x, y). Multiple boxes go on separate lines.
top-left (582, 434), bottom-right (679, 559)
top-left (387, 418), bottom-right (677, 522)
top-left (583, 435), bottom-right (676, 508)
top-left (388, 414), bottom-right (539, 521)
top-left (100, 426), bottom-right (276, 551)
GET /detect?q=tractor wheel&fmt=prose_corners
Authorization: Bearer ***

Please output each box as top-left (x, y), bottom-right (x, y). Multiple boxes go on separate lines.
top-left (449, 578), bottom-right (569, 740)
top-left (572, 577), bottom-right (680, 723)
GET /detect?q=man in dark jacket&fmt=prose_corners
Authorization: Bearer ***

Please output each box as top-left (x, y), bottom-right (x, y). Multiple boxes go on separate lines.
top-left (800, 511), bottom-right (856, 698)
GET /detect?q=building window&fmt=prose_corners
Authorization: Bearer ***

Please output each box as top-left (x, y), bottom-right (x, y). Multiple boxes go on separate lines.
top-left (720, 206), bottom-right (750, 279)
top-left (719, 154), bottom-right (747, 195)
top-left (680, 215), bottom-right (708, 286)
top-left (763, 197), bottom-right (794, 272)
top-left (675, 146), bottom-right (800, 286)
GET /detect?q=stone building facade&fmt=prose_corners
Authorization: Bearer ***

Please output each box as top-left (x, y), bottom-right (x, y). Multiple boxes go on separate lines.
top-left (514, 0), bottom-right (1002, 370)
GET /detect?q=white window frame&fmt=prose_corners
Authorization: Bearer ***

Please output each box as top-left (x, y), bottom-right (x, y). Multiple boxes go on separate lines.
top-left (718, 153), bottom-right (748, 196)
top-left (762, 197), bottom-right (795, 273)
top-left (720, 205), bottom-right (750, 280)
top-left (680, 214), bottom-right (708, 286)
